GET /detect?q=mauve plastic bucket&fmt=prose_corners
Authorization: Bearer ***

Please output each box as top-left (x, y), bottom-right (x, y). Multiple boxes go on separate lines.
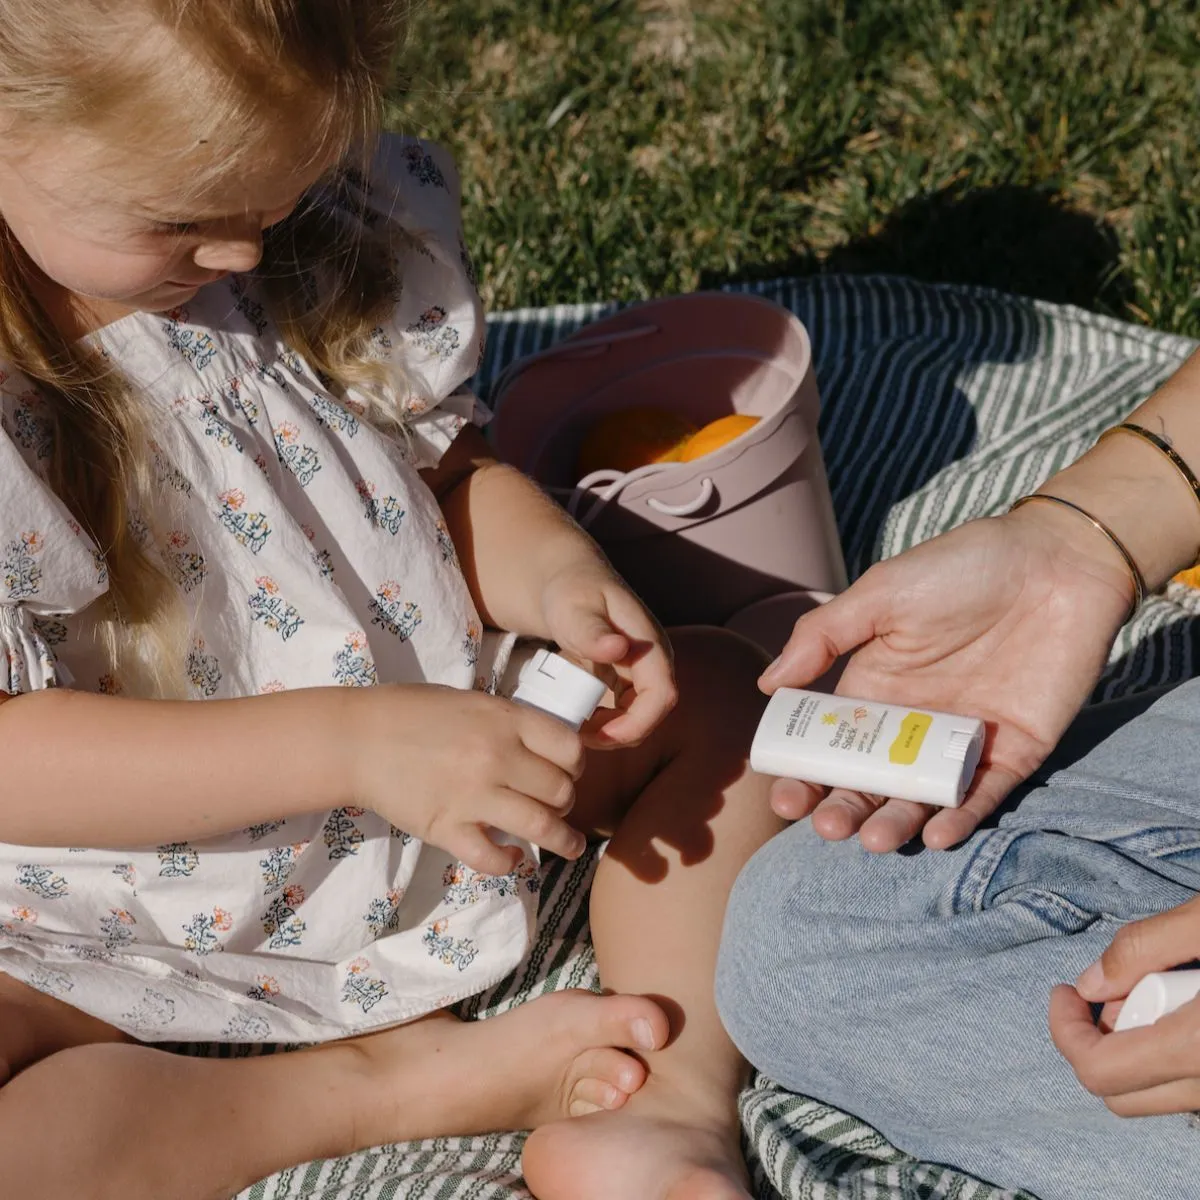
top-left (489, 291), bottom-right (847, 627)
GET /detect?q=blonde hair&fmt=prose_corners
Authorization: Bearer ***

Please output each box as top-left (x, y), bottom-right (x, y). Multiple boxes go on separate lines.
top-left (0, 0), bottom-right (413, 695)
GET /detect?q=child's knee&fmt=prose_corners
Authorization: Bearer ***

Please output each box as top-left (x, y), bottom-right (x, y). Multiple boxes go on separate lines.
top-left (667, 626), bottom-right (771, 740)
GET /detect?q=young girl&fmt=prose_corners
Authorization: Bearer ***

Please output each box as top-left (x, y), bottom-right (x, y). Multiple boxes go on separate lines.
top-left (0, 3), bottom-right (785, 1197)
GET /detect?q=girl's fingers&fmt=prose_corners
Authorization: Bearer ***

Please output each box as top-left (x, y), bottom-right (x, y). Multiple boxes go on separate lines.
top-left (1101, 1077), bottom-right (1200, 1118)
top-left (516, 708), bottom-right (587, 779)
top-left (449, 826), bottom-right (527, 877)
top-left (487, 789), bottom-right (587, 860)
top-left (505, 749), bottom-right (576, 812)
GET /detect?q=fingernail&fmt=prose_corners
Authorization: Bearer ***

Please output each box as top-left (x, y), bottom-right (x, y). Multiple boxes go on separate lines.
top-left (1076, 961), bottom-right (1107, 996)
top-left (633, 1018), bottom-right (657, 1050)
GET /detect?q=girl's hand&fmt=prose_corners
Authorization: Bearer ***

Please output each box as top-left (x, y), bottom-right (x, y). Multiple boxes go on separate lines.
top-left (760, 504), bottom-right (1133, 852)
top-left (351, 684), bottom-right (587, 876)
top-left (1050, 896), bottom-right (1200, 1115)
top-left (538, 560), bottom-right (677, 748)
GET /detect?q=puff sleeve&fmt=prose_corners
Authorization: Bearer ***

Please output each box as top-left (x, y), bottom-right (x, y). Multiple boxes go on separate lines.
top-left (0, 400), bottom-right (109, 693)
top-left (339, 134), bottom-right (491, 470)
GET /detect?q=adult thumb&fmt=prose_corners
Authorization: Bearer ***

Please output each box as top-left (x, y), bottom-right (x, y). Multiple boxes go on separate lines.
top-left (759, 582), bottom-right (882, 694)
top-left (1077, 895), bottom-right (1200, 1002)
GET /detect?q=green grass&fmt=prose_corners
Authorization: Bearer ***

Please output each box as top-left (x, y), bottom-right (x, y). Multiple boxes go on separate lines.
top-left (391, 0), bottom-right (1200, 336)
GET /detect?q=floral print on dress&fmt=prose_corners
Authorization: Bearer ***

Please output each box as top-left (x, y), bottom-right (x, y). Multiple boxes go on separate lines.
top-left (341, 957), bottom-right (388, 1013)
top-left (463, 621), bottom-right (481, 669)
top-left (182, 906), bottom-right (233, 956)
top-left (259, 843), bottom-right (304, 895)
top-left (434, 520), bottom-right (458, 566)
top-left (249, 576), bottom-right (304, 641)
top-left (33, 616), bottom-right (68, 646)
top-left (16, 864), bottom-right (68, 900)
top-left (165, 531), bottom-right (207, 594)
top-left (369, 580), bottom-right (422, 641)
top-left (221, 1010), bottom-right (271, 1040)
top-left (246, 819), bottom-right (286, 842)
top-left (216, 489), bottom-right (271, 554)
top-left (192, 397), bottom-right (243, 451)
top-left (113, 863), bottom-right (137, 892)
top-left (163, 315), bottom-right (217, 370)
top-left (157, 843), bottom-right (200, 878)
top-left (100, 908), bottom-right (137, 951)
top-left (2, 531), bottom-right (43, 599)
top-left (355, 480), bottom-right (406, 535)
top-left (226, 377), bottom-right (259, 426)
top-left (403, 143), bottom-right (447, 188)
top-left (407, 306), bottom-right (461, 362)
top-left (28, 964), bottom-right (75, 999)
top-left (261, 885), bottom-right (306, 949)
top-left (122, 987), bottom-right (176, 1032)
top-left (247, 975), bottom-right (281, 1003)
top-left (364, 888), bottom-right (405, 938)
top-left (308, 393), bottom-right (360, 436)
top-left (152, 444), bottom-right (193, 494)
top-left (230, 277), bottom-right (269, 337)
top-left (11, 397), bottom-right (53, 461)
top-left (186, 637), bottom-right (222, 698)
top-left (422, 919), bottom-right (479, 971)
top-left (443, 858), bottom-right (538, 907)
top-left (323, 807), bottom-right (365, 860)
top-left (333, 631), bottom-right (377, 687)
top-left (274, 421), bottom-right (322, 486)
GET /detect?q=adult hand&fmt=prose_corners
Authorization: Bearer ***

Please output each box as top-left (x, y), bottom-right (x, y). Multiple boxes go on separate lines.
top-left (1050, 896), bottom-right (1200, 1115)
top-left (760, 503), bottom-right (1133, 851)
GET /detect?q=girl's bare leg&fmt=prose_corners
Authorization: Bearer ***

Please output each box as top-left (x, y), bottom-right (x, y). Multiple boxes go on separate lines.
top-left (0, 956), bottom-right (668, 1199)
top-left (524, 627), bottom-right (787, 1200)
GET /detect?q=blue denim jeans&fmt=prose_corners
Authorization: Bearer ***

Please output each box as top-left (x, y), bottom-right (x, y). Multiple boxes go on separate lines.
top-left (716, 681), bottom-right (1200, 1200)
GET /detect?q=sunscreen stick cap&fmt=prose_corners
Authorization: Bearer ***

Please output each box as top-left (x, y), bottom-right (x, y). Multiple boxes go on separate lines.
top-left (1114, 970), bottom-right (1200, 1032)
top-left (511, 650), bottom-right (607, 730)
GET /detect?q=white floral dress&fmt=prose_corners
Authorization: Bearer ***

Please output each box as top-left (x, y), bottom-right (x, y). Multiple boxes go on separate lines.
top-left (0, 135), bottom-right (541, 1043)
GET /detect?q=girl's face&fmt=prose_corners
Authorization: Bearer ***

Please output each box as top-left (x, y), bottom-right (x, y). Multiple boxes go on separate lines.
top-left (0, 130), bottom-right (340, 316)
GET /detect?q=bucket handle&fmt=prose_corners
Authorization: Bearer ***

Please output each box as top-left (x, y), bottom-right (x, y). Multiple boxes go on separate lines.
top-left (647, 478), bottom-right (714, 516)
top-left (551, 466), bottom-right (713, 529)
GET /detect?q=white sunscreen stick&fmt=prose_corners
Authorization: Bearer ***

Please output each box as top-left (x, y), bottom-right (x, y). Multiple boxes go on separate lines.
top-left (1114, 970), bottom-right (1200, 1032)
top-left (750, 688), bottom-right (985, 808)
top-left (510, 649), bottom-right (607, 730)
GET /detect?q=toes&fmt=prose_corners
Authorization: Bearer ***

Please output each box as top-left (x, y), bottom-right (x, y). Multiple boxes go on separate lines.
top-left (567, 1075), bottom-right (628, 1117)
top-left (588, 992), bottom-right (670, 1053)
top-left (571, 1045), bottom-right (646, 1098)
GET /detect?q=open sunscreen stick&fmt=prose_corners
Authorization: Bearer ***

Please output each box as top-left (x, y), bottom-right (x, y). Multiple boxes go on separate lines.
top-left (1113, 970), bottom-right (1200, 1032)
top-left (750, 688), bottom-right (985, 808)
top-left (510, 649), bottom-right (607, 730)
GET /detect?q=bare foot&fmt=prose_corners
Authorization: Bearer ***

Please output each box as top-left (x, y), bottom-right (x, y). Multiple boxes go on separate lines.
top-left (346, 989), bottom-right (670, 1142)
top-left (522, 1089), bottom-right (750, 1200)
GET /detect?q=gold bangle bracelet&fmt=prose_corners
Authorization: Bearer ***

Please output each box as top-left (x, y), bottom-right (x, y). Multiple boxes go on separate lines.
top-left (1097, 421), bottom-right (1200, 538)
top-left (1009, 493), bottom-right (1146, 622)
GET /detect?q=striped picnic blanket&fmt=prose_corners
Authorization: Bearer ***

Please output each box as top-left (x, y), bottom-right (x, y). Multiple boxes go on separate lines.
top-left (230, 275), bottom-right (1199, 1200)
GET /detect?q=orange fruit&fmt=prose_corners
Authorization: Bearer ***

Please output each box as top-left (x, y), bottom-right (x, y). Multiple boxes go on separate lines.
top-left (1174, 566), bottom-right (1200, 589)
top-left (677, 414), bottom-right (761, 463)
top-left (575, 407), bottom-right (697, 477)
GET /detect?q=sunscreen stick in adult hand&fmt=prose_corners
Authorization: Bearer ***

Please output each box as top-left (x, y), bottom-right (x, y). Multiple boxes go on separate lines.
top-left (1113, 970), bottom-right (1200, 1032)
top-left (750, 688), bottom-right (985, 808)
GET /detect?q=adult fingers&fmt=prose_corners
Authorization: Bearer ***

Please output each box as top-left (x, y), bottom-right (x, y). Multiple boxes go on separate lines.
top-left (1076, 895), bottom-right (1200, 1002)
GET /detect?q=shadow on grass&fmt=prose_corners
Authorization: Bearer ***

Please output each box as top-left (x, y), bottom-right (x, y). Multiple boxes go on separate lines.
top-left (706, 183), bottom-right (1134, 318)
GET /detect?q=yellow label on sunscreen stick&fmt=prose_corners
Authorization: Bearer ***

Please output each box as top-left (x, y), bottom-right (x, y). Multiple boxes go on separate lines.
top-left (889, 712), bottom-right (932, 765)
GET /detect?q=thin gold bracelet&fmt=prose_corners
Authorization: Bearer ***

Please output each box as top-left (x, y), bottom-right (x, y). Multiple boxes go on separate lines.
top-left (1009, 493), bottom-right (1146, 622)
top-left (1097, 422), bottom-right (1200, 544)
